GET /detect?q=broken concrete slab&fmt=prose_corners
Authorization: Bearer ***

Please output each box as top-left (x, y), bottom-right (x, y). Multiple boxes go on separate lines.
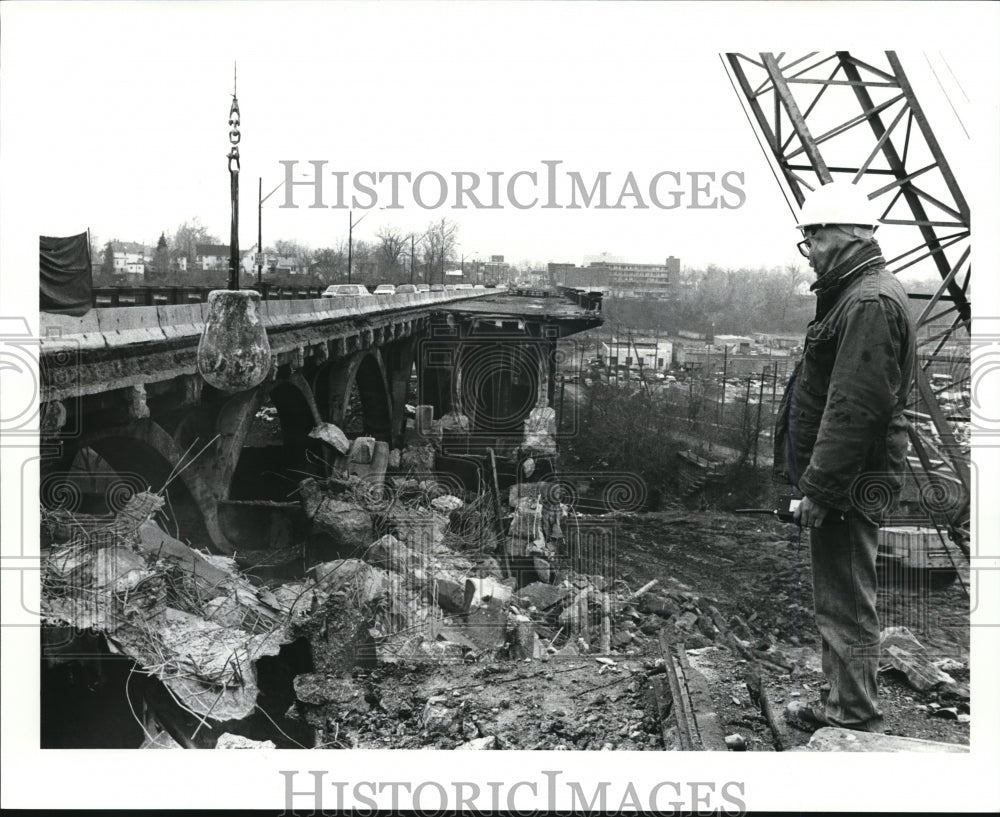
top-left (430, 578), bottom-right (470, 615)
top-left (882, 644), bottom-right (957, 693)
top-left (401, 442), bottom-right (436, 472)
top-left (674, 611), bottom-right (699, 631)
top-left (309, 499), bottom-right (374, 560)
top-left (419, 640), bottom-right (466, 661)
top-left (438, 412), bottom-right (471, 433)
top-left (431, 495), bottom-right (464, 514)
top-left (466, 576), bottom-right (514, 607)
top-left (463, 598), bottom-right (508, 650)
top-left (436, 628), bottom-right (480, 652)
top-left (879, 626), bottom-right (926, 656)
top-left (309, 422), bottom-right (350, 454)
top-left (531, 556), bottom-right (552, 584)
top-left (136, 520), bottom-right (235, 588)
top-left (638, 594), bottom-right (680, 619)
top-left (113, 606), bottom-right (283, 721)
top-left (293, 674), bottom-right (371, 710)
top-left (878, 626), bottom-right (958, 692)
top-left (91, 547), bottom-right (153, 592)
top-left (349, 436), bottom-right (377, 464)
top-left (216, 733), bottom-right (276, 749)
top-left (387, 507), bottom-right (449, 553)
top-left (517, 582), bottom-right (571, 612)
top-left (508, 614), bottom-right (541, 660)
top-left (802, 726), bottom-right (968, 752)
top-left (202, 587), bottom-right (278, 632)
top-left (366, 534), bottom-right (419, 573)
top-left (421, 696), bottom-right (455, 733)
top-left (310, 559), bottom-right (387, 605)
top-left (456, 735), bottom-right (498, 750)
top-left (298, 478), bottom-right (328, 519)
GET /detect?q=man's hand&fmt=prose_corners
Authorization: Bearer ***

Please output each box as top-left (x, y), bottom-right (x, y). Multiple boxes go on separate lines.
top-left (794, 495), bottom-right (831, 528)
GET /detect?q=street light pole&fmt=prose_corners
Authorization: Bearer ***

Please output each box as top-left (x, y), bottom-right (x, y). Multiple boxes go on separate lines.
top-left (257, 176), bottom-right (288, 288)
top-left (257, 177), bottom-right (263, 286)
top-left (348, 211), bottom-right (353, 284)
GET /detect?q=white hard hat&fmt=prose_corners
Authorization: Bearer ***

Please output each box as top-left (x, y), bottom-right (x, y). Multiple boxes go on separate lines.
top-left (796, 181), bottom-right (880, 230)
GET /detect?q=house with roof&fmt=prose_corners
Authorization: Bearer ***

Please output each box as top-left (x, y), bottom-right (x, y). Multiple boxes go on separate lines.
top-left (195, 243), bottom-right (232, 271)
top-left (109, 241), bottom-right (146, 275)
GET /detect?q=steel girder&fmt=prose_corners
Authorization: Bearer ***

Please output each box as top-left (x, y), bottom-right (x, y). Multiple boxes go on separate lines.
top-left (723, 51), bottom-right (971, 559)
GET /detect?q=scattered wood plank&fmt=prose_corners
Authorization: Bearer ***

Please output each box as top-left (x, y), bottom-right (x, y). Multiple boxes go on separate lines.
top-left (746, 669), bottom-right (785, 752)
top-left (632, 579), bottom-right (659, 599)
top-left (600, 592), bottom-right (612, 654)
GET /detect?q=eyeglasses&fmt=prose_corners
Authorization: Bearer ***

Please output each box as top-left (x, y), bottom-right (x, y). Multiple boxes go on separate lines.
top-left (797, 238), bottom-right (811, 258)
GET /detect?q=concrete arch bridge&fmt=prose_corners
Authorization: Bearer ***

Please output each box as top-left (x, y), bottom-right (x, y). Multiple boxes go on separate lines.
top-left (39, 288), bottom-right (602, 555)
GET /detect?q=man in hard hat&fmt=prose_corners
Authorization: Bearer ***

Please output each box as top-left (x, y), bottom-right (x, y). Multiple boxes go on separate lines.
top-left (773, 181), bottom-right (916, 734)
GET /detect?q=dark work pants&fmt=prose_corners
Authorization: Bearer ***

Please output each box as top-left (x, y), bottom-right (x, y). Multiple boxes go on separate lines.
top-left (809, 511), bottom-right (885, 732)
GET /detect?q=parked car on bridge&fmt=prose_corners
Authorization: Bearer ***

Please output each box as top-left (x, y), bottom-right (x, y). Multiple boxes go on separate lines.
top-left (430, 283), bottom-right (445, 292)
top-left (373, 284), bottom-right (396, 295)
top-left (395, 284), bottom-right (417, 294)
top-left (416, 284), bottom-right (430, 293)
top-left (321, 284), bottom-right (373, 298)
top-left (453, 283), bottom-right (474, 290)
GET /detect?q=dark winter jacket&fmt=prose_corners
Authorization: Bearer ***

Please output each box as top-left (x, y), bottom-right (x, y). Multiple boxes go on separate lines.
top-left (773, 243), bottom-right (915, 514)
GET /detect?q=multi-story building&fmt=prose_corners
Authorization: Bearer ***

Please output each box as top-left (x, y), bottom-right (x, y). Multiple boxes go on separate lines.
top-left (549, 255), bottom-right (680, 297)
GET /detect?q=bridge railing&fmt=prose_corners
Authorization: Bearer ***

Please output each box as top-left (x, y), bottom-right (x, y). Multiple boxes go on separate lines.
top-left (554, 286), bottom-right (603, 312)
top-left (91, 285), bottom-right (330, 307)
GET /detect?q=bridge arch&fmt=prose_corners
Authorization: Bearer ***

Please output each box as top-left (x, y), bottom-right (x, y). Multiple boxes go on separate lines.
top-left (314, 350), bottom-right (393, 443)
top-left (218, 372), bottom-right (325, 502)
top-left (53, 419), bottom-right (214, 547)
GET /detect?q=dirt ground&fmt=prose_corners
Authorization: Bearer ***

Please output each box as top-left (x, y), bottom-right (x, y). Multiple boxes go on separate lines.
top-left (298, 510), bottom-right (970, 752)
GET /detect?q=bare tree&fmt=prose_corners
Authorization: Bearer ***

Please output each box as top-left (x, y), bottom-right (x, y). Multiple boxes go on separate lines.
top-left (420, 218), bottom-right (458, 285)
top-left (310, 246), bottom-right (346, 282)
top-left (779, 263), bottom-right (808, 324)
top-left (375, 225), bottom-right (408, 279)
top-left (170, 218), bottom-right (219, 266)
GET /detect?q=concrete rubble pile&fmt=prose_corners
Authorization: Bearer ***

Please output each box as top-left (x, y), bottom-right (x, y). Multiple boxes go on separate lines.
top-left (42, 492), bottom-right (296, 726)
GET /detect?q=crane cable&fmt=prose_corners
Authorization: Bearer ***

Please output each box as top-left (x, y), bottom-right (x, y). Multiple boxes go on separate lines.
top-left (924, 51), bottom-right (969, 139)
top-left (718, 53), bottom-right (800, 223)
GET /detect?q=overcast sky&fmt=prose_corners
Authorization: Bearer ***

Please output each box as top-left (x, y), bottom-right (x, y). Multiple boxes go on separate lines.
top-left (2, 1), bottom-right (996, 280)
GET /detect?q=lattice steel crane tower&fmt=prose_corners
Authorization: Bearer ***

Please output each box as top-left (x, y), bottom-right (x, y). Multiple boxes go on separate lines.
top-left (723, 52), bottom-right (971, 573)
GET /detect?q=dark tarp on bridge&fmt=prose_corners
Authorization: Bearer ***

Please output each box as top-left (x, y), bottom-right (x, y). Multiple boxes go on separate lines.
top-left (40, 232), bottom-right (92, 316)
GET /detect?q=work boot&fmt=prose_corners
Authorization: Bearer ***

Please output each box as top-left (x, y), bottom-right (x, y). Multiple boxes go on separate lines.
top-left (784, 700), bottom-right (829, 733)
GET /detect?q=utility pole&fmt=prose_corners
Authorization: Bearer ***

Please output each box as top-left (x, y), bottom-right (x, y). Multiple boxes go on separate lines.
top-left (256, 177), bottom-right (263, 286)
top-left (753, 371), bottom-right (766, 467)
top-left (410, 234), bottom-right (415, 283)
top-left (347, 211), bottom-right (353, 284)
top-left (743, 375), bottom-right (753, 441)
top-left (719, 344), bottom-right (729, 427)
